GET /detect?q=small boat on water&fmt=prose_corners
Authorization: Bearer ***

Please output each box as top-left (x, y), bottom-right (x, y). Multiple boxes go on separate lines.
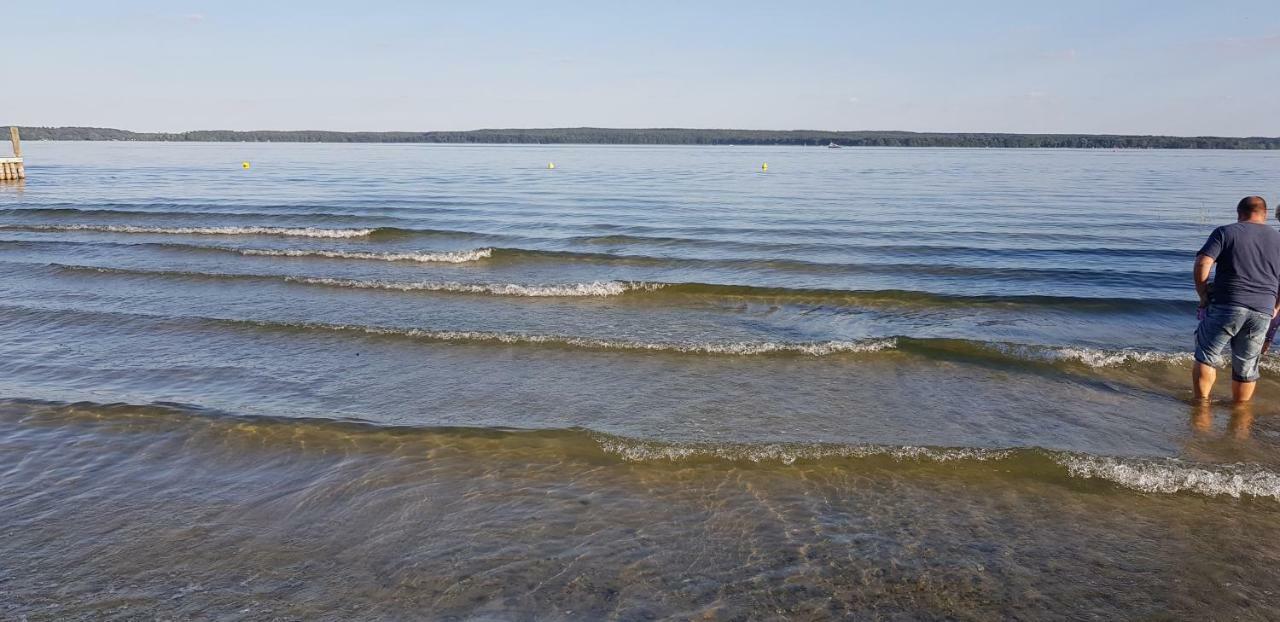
top-left (827, 142), bottom-right (842, 149)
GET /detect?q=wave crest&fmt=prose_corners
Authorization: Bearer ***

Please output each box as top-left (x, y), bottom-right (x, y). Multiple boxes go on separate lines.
top-left (4, 224), bottom-right (378, 238)
top-left (4, 396), bottom-right (1279, 502)
top-left (239, 247), bottom-right (493, 263)
top-left (335, 323), bottom-right (898, 355)
top-left (285, 276), bottom-right (665, 297)
top-left (594, 436), bottom-right (1011, 464)
top-left (985, 343), bottom-right (1193, 368)
top-left (592, 435), bottom-right (1280, 501)
top-left (1059, 454), bottom-right (1280, 500)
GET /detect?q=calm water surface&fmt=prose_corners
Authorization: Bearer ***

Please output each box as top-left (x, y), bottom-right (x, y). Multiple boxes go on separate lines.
top-left (3, 142), bottom-right (1280, 619)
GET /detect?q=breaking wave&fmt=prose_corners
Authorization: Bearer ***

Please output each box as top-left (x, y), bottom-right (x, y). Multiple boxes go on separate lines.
top-left (223, 318), bottom-right (1248, 368)
top-left (243, 319), bottom-right (900, 355)
top-left (982, 343), bottom-right (1193, 367)
top-left (283, 276), bottom-right (663, 297)
top-left (5, 397), bottom-right (1278, 502)
top-left (592, 435), bottom-right (1013, 464)
top-left (218, 317), bottom-right (1218, 365)
top-left (0, 295), bottom-right (1224, 366)
top-left (1059, 454), bottom-right (1280, 500)
top-left (596, 437), bottom-right (1280, 501)
top-left (53, 264), bottom-right (663, 298)
top-left (238, 247), bottom-right (494, 263)
top-left (46, 260), bottom-right (1190, 310)
top-left (2, 224), bottom-right (380, 238)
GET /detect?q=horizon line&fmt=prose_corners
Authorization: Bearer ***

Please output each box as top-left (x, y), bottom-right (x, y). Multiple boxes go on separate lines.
top-left (10, 125), bottom-right (1280, 140)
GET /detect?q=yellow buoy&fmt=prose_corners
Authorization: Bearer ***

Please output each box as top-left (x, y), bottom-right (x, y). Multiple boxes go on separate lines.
top-left (548, 162), bottom-right (555, 169)
top-left (761, 162), bottom-right (768, 172)
top-left (241, 161), bottom-right (251, 170)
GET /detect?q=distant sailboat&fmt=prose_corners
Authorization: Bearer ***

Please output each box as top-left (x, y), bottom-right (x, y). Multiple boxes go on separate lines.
top-left (827, 142), bottom-right (842, 149)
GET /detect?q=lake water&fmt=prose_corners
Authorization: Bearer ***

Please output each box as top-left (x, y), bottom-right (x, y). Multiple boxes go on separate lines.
top-left (3, 142), bottom-right (1280, 619)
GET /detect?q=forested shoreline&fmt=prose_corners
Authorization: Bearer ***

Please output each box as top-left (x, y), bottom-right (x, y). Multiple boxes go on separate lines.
top-left (13, 126), bottom-right (1280, 149)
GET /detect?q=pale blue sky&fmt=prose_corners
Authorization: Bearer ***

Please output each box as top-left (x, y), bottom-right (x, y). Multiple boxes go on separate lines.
top-left (9, 1), bottom-right (1280, 135)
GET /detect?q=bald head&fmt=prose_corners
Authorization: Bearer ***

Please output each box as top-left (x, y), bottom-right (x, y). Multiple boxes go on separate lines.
top-left (1238, 196), bottom-right (1267, 220)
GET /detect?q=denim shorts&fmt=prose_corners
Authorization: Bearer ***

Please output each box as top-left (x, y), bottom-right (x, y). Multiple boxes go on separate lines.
top-left (1194, 304), bottom-right (1271, 382)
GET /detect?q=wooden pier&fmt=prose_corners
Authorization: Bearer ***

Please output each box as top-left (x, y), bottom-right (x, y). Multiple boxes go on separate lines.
top-left (1, 127), bottom-right (24, 181)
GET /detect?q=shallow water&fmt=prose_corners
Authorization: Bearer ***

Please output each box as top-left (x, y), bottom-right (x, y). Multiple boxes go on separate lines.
top-left (3, 143), bottom-right (1280, 619)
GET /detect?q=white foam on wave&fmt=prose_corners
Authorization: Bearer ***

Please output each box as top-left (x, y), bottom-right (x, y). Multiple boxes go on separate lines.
top-left (286, 276), bottom-right (666, 297)
top-left (300, 322), bottom-right (898, 356)
top-left (12, 224), bottom-right (377, 238)
top-left (238, 247), bottom-right (493, 263)
top-left (594, 435), bottom-right (1280, 502)
top-left (986, 342), bottom-right (1280, 373)
top-left (1042, 347), bottom-right (1191, 368)
top-left (987, 343), bottom-right (1193, 368)
top-left (1057, 454), bottom-right (1280, 501)
top-left (594, 438), bottom-right (1009, 464)
top-left (1021, 345), bottom-right (1280, 372)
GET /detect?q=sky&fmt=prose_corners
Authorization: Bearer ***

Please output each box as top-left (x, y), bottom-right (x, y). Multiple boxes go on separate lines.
top-left (8, 1), bottom-right (1280, 135)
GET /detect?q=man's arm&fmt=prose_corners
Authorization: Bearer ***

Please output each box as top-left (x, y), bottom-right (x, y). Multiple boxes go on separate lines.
top-left (1261, 288), bottom-right (1280, 357)
top-left (1194, 254), bottom-right (1214, 309)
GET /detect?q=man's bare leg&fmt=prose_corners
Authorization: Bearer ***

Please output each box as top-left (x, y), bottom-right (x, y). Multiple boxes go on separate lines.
top-left (1232, 379), bottom-right (1257, 403)
top-left (1193, 362), bottom-right (1216, 400)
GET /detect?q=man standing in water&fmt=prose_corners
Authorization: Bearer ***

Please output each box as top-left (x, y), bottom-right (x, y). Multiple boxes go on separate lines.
top-left (1193, 196), bottom-right (1280, 402)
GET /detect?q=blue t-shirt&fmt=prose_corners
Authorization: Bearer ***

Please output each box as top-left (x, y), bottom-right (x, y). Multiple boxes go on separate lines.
top-left (1198, 221), bottom-right (1280, 314)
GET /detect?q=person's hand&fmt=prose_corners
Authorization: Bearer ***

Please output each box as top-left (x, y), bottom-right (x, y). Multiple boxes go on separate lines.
top-left (1265, 318), bottom-right (1280, 356)
top-left (1197, 306), bottom-right (1208, 322)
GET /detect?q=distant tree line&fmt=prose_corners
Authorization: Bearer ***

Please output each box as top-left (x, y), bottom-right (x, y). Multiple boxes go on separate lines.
top-left (12, 126), bottom-right (1280, 149)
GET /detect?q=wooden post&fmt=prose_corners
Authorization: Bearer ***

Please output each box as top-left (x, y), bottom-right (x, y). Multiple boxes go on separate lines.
top-left (4, 128), bottom-right (25, 179)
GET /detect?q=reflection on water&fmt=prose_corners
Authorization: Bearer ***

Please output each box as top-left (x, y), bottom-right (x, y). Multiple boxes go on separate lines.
top-left (1231, 404), bottom-right (1257, 439)
top-left (1190, 400), bottom-right (1259, 439)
